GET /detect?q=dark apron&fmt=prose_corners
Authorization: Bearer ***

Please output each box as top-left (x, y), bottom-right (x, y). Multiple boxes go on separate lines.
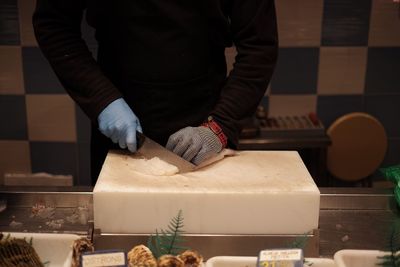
top-left (88, 0), bottom-right (227, 183)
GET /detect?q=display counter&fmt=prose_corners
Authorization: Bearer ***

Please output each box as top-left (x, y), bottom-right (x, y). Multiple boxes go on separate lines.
top-left (0, 187), bottom-right (395, 258)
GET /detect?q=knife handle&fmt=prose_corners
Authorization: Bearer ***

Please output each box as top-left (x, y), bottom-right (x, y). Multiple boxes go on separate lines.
top-left (136, 131), bottom-right (145, 149)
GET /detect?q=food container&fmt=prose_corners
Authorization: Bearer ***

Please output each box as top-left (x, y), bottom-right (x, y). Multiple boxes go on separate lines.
top-left (334, 249), bottom-right (390, 267)
top-left (3, 232), bottom-right (80, 267)
top-left (205, 256), bottom-right (336, 267)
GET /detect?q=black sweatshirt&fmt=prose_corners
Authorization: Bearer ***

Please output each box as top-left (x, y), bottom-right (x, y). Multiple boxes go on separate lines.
top-left (33, 0), bottom-right (278, 146)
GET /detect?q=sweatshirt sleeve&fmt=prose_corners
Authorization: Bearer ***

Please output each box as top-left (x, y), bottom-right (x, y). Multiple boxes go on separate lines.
top-left (33, 0), bottom-right (122, 122)
top-left (210, 0), bottom-right (278, 146)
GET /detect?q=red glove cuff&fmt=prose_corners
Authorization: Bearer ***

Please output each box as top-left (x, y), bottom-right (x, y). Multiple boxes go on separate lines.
top-left (201, 116), bottom-right (228, 148)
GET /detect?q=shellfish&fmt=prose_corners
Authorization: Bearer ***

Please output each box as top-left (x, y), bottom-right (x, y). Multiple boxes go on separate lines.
top-left (178, 250), bottom-right (203, 267)
top-left (127, 245), bottom-right (157, 267)
top-left (0, 233), bottom-right (44, 267)
top-left (158, 254), bottom-right (185, 267)
top-left (71, 237), bottom-right (94, 267)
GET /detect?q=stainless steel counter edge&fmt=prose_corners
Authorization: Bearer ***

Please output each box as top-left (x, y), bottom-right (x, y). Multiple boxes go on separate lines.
top-left (0, 187), bottom-right (394, 210)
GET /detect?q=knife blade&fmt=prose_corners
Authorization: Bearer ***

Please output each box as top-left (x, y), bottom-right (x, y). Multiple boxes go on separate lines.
top-left (136, 132), bottom-right (196, 173)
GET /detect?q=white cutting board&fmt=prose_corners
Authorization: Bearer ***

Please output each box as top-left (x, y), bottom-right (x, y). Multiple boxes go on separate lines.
top-left (94, 150), bottom-right (320, 234)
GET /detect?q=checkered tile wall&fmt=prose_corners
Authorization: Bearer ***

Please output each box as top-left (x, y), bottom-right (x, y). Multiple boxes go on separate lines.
top-left (0, 0), bottom-right (399, 185)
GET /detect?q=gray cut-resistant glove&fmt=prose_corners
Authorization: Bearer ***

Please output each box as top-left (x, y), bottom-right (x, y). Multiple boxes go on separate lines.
top-left (166, 126), bottom-right (223, 165)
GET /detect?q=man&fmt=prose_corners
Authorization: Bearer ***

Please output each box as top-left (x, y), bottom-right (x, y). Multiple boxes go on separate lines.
top-left (33, 0), bottom-right (278, 184)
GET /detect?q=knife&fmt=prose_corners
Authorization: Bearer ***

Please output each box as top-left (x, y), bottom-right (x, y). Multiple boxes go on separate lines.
top-left (136, 132), bottom-right (196, 173)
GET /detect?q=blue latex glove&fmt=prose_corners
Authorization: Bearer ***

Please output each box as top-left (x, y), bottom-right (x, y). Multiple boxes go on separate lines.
top-left (98, 98), bottom-right (142, 152)
top-left (166, 126), bottom-right (223, 165)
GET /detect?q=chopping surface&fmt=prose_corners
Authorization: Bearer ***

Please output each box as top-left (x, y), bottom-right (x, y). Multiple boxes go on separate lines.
top-left (93, 150), bottom-right (320, 235)
top-left (95, 150), bottom-right (318, 193)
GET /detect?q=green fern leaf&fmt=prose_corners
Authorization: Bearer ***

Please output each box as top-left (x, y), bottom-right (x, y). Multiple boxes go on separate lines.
top-left (287, 233), bottom-right (309, 249)
top-left (377, 219), bottom-right (400, 267)
top-left (147, 210), bottom-right (188, 258)
top-left (148, 230), bottom-right (161, 258)
top-left (285, 233), bottom-right (310, 265)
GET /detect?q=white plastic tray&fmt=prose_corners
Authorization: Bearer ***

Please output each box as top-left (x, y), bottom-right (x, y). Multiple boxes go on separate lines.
top-left (205, 256), bottom-right (336, 267)
top-left (334, 249), bottom-right (389, 267)
top-left (3, 232), bottom-right (80, 267)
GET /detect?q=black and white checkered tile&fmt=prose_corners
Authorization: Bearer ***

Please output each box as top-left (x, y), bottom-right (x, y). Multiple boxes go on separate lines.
top-left (0, 0), bottom-right (399, 185)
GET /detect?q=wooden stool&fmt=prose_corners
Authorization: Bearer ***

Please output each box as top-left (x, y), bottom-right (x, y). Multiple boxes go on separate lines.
top-left (327, 112), bottom-right (387, 185)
